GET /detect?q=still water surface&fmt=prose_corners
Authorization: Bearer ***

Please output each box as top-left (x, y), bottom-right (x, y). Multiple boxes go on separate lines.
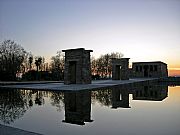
top-left (0, 84), bottom-right (180, 135)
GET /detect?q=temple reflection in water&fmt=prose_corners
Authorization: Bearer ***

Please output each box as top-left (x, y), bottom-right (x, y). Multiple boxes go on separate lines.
top-left (0, 84), bottom-right (169, 126)
top-left (111, 87), bottom-right (130, 109)
top-left (62, 91), bottom-right (93, 125)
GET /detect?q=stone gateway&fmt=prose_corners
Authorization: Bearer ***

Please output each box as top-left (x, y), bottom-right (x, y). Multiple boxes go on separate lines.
top-left (111, 58), bottom-right (130, 80)
top-left (62, 48), bottom-right (93, 84)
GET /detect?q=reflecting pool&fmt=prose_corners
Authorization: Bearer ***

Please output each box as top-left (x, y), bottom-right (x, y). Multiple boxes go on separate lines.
top-left (0, 84), bottom-right (180, 135)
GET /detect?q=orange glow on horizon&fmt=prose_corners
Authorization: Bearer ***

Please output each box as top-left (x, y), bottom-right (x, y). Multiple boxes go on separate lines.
top-left (168, 69), bottom-right (180, 76)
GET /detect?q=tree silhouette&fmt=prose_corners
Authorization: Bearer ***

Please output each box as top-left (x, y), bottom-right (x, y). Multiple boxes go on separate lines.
top-left (28, 55), bottom-right (33, 71)
top-left (50, 51), bottom-right (64, 80)
top-left (35, 57), bottom-right (42, 72)
top-left (0, 40), bottom-right (27, 81)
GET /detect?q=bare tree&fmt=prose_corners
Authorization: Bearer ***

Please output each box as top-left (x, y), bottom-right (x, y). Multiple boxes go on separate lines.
top-left (91, 52), bottom-right (124, 79)
top-left (50, 51), bottom-right (64, 80)
top-left (0, 40), bottom-right (27, 81)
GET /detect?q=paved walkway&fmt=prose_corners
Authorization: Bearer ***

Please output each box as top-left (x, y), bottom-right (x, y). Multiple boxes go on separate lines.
top-left (0, 124), bottom-right (42, 135)
top-left (0, 78), bottom-right (159, 91)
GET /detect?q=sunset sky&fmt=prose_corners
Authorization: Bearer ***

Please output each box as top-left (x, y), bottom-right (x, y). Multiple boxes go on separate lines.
top-left (0, 0), bottom-right (180, 75)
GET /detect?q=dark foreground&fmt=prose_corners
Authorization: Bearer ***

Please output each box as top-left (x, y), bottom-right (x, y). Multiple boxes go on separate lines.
top-left (0, 124), bottom-right (42, 135)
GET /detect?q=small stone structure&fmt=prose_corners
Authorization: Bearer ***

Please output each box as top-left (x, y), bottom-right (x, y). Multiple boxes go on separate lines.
top-left (112, 58), bottom-right (130, 80)
top-left (62, 48), bottom-right (93, 84)
top-left (131, 61), bottom-right (168, 78)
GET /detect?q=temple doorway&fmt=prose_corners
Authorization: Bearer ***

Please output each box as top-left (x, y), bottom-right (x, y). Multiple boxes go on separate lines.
top-left (69, 61), bottom-right (76, 84)
top-left (115, 65), bottom-right (121, 80)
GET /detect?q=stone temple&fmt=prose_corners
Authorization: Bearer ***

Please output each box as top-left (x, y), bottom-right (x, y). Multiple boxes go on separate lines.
top-left (62, 48), bottom-right (93, 84)
top-left (131, 61), bottom-right (168, 78)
